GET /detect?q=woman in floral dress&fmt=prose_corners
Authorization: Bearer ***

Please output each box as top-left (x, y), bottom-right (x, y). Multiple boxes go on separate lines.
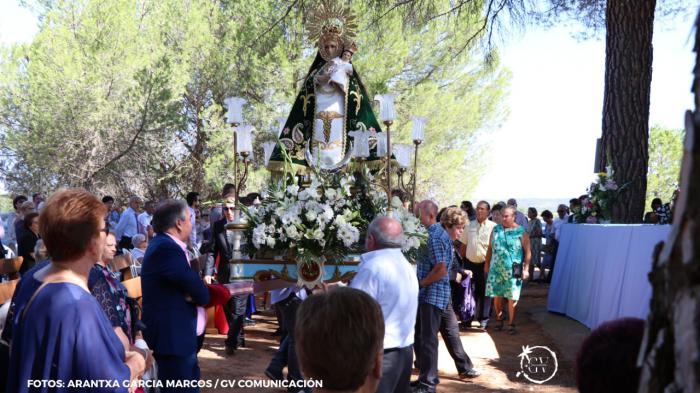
top-left (485, 206), bottom-right (531, 334)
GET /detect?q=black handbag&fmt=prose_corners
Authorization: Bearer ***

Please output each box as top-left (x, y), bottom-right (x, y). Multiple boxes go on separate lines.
top-left (504, 228), bottom-right (523, 279)
top-left (512, 262), bottom-right (523, 279)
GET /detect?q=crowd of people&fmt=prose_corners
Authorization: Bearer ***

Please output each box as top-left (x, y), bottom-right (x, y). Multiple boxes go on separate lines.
top-left (0, 185), bottom-right (654, 393)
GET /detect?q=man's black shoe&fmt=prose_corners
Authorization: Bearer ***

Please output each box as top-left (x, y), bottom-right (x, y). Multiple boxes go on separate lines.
top-left (459, 369), bottom-right (481, 378)
top-left (264, 367), bottom-right (283, 381)
top-left (411, 386), bottom-right (435, 393)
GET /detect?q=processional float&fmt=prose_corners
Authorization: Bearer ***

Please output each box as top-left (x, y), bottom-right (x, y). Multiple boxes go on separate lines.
top-left (222, 2), bottom-right (428, 292)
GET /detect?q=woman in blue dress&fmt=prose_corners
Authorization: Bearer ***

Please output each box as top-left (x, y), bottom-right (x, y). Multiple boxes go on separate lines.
top-left (7, 189), bottom-right (146, 392)
top-left (485, 206), bottom-right (531, 334)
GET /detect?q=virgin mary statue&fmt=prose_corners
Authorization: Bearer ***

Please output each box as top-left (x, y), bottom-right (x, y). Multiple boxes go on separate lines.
top-left (267, 3), bottom-right (385, 173)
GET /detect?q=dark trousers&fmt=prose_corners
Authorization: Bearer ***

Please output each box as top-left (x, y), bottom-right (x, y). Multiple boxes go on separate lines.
top-left (155, 352), bottom-right (201, 393)
top-left (418, 303), bottom-right (475, 391)
top-left (464, 259), bottom-right (492, 324)
top-left (224, 294), bottom-right (247, 349)
top-left (377, 346), bottom-right (413, 393)
top-left (450, 281), bottom-right (465, 319)
top-left (196, 333), bottom-right (205, 353)
top-left (413, 312), bottom-right (421, 368)
top-left (267, 294), bottom-right (304, 390)
top-left (546, 239), bottom-right (560, 282)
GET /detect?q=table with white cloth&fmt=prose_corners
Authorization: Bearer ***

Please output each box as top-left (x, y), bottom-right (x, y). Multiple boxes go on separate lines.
top-left (547, 223), bottom-right (671, 329)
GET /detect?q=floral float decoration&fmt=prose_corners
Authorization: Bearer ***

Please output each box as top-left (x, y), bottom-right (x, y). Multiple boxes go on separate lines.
top-left (572, 165), bottom-right (629, 224)
top-left (241, 167), bottom-right (426, 288)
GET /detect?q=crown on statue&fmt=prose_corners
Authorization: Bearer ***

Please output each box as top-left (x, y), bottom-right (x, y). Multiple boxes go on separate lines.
top-left (343, 40), bottom-right (358, 54)
top-left (307, 1), bottom-right (358, 60)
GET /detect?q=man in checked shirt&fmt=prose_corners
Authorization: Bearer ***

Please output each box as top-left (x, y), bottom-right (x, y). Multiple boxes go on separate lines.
top-left (413, 204), bottom-right (480, 393)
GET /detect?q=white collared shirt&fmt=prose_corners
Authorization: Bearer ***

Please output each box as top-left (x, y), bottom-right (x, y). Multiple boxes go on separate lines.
top-left (188, 207), bottom-right (198, 248)
top-left (553, 215), bottom-right (569, 240)
top-left (115, 207), bottom-right (139, 240)
top-left (460, 219), bottom-right (497, 263)
top-left (137, 212), bottom-right (152, 236)
top-left (350, 248), bottom-right (418, 349)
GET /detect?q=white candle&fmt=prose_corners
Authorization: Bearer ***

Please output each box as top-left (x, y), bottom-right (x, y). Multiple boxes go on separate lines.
top-left (411, 116), bottom-right (427, 142)
top-left (263, 141), bottom-right (276, 166)
top-left (236, 124), bottom-right (255, 153)
top-left (374, 93), bottom-right (397, 122)
top-left (375, 132), bottom-right (388, 157)
top-left (393, 144), bottom-right (413, 168)
top-left (349, 130), bottom-right (370, 158)
top-left (224, 97), bottom-right (246, 124)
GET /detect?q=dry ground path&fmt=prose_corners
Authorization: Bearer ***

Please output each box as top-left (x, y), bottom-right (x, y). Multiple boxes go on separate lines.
top-left (199, 283), bottom-right (587, 392)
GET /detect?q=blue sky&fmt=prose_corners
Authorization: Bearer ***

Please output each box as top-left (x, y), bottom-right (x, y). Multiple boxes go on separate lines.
top-left (0, 1), bottom-right (696, 199)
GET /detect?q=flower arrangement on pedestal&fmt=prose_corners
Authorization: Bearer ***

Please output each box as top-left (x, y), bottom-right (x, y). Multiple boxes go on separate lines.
top-left (572, 166), bottom-right (628, 224)
top-left (246, 173), bottom-right (361, 251)
top-left (241, 169), bottom-right (427, 286)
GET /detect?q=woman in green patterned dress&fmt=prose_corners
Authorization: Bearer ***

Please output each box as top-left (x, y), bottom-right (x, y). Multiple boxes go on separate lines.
top-left (485, 206), bottom-right (531, 334)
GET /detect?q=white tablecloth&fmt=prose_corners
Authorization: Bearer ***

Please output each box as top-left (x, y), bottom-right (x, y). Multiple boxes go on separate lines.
top-left (547, 224), bottom-right (671, 329)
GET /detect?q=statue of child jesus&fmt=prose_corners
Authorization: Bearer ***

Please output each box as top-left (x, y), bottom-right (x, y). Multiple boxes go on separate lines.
top-left (321, 49), bottom-right (354, 94)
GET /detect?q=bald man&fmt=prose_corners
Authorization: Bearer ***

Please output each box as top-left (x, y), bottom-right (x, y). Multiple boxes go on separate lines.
top-left (350, 216), bottom-right (418, 393)
top-left (414, 203), bottom-right (479, 392)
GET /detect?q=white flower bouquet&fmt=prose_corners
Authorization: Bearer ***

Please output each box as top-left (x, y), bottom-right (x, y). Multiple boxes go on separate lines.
top-left (243, 172), bottom-right (365, 263)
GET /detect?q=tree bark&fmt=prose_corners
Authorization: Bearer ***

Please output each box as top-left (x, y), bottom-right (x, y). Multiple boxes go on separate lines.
top-left (599, 0), bottom-right (656, 223)
top-left (637, 10), bottom-right (700, 392)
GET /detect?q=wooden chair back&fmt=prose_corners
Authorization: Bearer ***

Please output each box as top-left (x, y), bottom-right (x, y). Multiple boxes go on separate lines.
top-left (0, 279), bottom-right (19, 304)
top-left (0, 257), bottom-right (23, 279)
top-left (121, 276), bottom-right (142, 302)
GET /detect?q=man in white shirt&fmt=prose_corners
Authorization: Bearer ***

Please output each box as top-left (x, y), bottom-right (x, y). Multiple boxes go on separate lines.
top-left (115, 196), bottom-right (142, 250)
top-left (351, 216), bottom-right (418, 393)
top-left (138, 201), bottom-right (155, 238)
top-left (459, 200), bottom-right (497, 329)
top-left (186, 192), bottom-right (200, 250)
top-left (553, 204), bottom-right (569, 241)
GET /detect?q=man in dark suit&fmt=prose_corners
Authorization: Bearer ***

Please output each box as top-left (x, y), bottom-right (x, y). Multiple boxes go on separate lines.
top-left (204, 198), bottom-right (246, 355)
top-left (142, 199), bottom-right (210, 392)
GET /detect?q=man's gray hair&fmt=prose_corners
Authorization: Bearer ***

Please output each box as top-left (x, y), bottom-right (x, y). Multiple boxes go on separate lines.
top-left (132, 234), bottom-right (147, 247)
top-left (129, 195), bottom-right (143, 204)
top-left (152, 199), bottom-right (188, 233)
top-left (368, 216), bottom-right (404, 249)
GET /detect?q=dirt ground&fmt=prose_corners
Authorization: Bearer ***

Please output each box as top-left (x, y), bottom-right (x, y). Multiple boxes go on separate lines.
top-left (199, 283), bottom-right (580, 392)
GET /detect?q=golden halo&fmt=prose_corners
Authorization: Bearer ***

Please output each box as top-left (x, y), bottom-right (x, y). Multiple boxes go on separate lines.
top-left (307, 1), bottom-right (358, 59)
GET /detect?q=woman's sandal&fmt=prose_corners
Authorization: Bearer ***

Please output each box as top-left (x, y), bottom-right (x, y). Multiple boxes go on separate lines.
top-left (494, 318), bottom-right (505, 331)
top-left (508, 324), bottom-right (517, 335)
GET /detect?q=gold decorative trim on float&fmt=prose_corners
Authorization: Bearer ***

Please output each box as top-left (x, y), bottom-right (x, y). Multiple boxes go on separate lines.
top-left (232, 258), bottom-right (360, 286)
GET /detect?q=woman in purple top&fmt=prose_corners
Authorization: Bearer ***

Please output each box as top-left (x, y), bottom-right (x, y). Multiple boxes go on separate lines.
top-left (7, 189), bottom-right (146, 392)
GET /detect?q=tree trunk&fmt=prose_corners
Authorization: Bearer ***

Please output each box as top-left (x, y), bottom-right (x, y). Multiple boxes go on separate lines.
top-left (637, 10), bottom-right (700, 392)
top-left (599, 0), bottom-right (655, 223)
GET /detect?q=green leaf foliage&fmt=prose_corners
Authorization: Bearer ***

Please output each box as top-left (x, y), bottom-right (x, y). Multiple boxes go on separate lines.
top-left (646, 125), bottom-right (683, 208)
top-left (0, 0), bottom-right (508, 206)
